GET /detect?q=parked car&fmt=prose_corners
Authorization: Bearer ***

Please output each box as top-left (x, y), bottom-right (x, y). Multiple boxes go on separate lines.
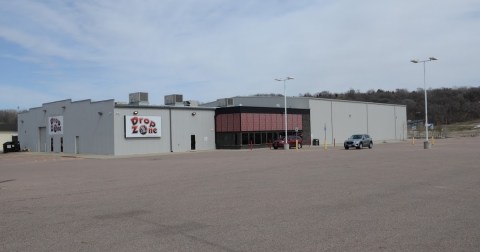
top-left (273, 136), bottom-right (303, 149)
top-left (344, 134), bottom-right (373, 149)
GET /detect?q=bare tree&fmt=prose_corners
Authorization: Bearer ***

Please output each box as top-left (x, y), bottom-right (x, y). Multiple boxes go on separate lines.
top-left (0, 110), bottom-right (17, 131)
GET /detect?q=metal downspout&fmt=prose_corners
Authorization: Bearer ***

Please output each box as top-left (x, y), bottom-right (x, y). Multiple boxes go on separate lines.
top-left (169, 108), bottom-right (173, 152)
top-left (330, 100), bottom-right (334, 143)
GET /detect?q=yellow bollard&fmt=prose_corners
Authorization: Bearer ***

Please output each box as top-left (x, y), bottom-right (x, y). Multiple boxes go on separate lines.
top-left (412, 136), bottom-right (415, 145)
top-left (296, 140), bottom-right (298, 150)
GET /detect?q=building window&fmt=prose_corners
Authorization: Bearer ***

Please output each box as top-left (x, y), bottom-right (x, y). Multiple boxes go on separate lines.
top-left (254, 133), bottom-right (261, 144)
top-left (242, 133), bottom-right (249, 145)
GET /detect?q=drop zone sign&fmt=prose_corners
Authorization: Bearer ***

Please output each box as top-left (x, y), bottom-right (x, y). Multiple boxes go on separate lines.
top-left (125, 116), bottom-right (161, 138)
top-left (48, 116), bottom-right (63, 135)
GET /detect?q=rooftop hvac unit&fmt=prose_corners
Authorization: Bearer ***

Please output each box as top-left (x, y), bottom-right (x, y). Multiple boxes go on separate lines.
top-left (129, 92), bottom-right (149, 105)
top-left (164, 94), bottom-right (183, 105)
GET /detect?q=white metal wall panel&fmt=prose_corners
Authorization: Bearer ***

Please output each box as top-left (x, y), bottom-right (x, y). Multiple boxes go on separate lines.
top-left (234, 96), bottom-right (310, 109)
top-left (309, 99), bottom-right (333, 144)
top-left (113, 107), bottom-right (216, 155)
top-left (332, 101), bottom-right (368, 142)
top-left (66, 100), bottom-right (115, 155)
top-left (170, 110), bottom-right (215, 152)
top-left (307, 99), bottom-right (406, 145)
top-left (203, 96), bottom-right (310, 109)
top-left (113, 108), bottom-right (171, 155)
top-left (395, 106), bottom-right (408, 141)
top-left (17, 99), bottom-right (115, 155)
top-left (18, 107), bottom-right (44, 152)
top-left (367, 104), bottom-right (395, 141)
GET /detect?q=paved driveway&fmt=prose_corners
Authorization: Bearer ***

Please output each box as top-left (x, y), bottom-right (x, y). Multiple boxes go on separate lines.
top-left (1, 138), bottom-right (479, 251)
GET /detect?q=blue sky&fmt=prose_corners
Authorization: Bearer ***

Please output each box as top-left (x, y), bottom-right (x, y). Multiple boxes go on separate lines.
top-left (1, 0), bottom-right (479, 109)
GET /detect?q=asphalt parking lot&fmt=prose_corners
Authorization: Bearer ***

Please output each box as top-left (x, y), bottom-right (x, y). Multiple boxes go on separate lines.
top-left (1, 138), bottom-right (480, 251)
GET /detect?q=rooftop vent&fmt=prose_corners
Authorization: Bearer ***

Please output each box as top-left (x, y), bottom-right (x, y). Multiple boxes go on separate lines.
top-left (183, 100), bottom-right (199, 107)
top-left (129, 92), bottom-right (149, 105)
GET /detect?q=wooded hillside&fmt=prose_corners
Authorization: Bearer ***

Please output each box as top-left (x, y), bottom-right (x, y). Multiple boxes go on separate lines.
top-left (0, 110), bottom-right (18, 131)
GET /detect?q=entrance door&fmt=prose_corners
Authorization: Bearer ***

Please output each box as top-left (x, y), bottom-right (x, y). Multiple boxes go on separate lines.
top-left (39, 127), bottom-right (46, 152)
top-left (190, 135), bottom-right (196, 150)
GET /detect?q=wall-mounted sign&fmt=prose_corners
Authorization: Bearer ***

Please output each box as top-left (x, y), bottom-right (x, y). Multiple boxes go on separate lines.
top-left (125, 116), bottom-right (161, 138)
top-left (48, 116), bottom-right (63, 135)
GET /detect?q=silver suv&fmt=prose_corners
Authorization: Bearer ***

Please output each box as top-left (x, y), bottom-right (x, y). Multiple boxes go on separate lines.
top-left (344, 134), bottom-right (373, 149)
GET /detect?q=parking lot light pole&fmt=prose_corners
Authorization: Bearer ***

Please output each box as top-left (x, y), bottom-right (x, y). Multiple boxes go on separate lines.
top-left (411, 57), bottom-right (437, 149)
top-left (275, 77), bottom-right (294, 150)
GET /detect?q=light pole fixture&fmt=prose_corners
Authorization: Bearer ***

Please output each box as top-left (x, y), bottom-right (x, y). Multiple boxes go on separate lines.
top-left (411, 57), bottom-right (437, 149)
top-left (275, 76), bottom-right (294, 150)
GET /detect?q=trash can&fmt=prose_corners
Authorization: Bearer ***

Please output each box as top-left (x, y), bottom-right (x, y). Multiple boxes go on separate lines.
top-left (3, 141), bottom-right (20, 153)
top-left (313, 139), bottom-right (320, 146)
top-left (3, 142), bottom-right (13, 153)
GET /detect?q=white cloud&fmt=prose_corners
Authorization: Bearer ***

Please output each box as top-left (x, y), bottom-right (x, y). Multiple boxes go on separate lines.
top-left (0, 0), bottom-right (479, 108)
